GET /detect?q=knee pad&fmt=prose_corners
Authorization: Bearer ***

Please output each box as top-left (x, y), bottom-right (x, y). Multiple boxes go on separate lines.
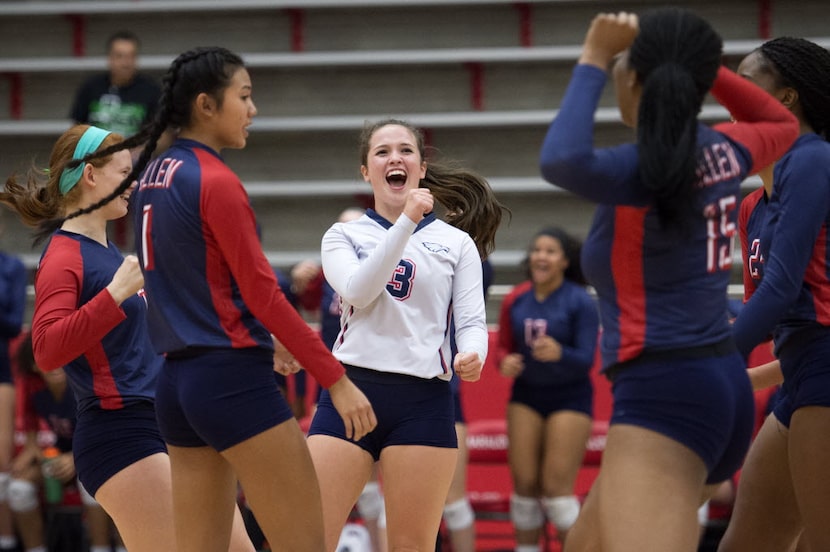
top-left (0, 472), bottom-right (9, 502)
top-left (356, 481), bottom-right (384, 521)
top-left (7, 479), bottom-right (38, 513)
top-left (697, 500), bottom-right (710, 526)
top-left (510, 494), bottom-right (544, 531)
top-left (443, 497), bottom-right (474, 531)
top-left (78, 480), bottom-right (99, 507)
top-left (542, 495), bottom-right (580, 531)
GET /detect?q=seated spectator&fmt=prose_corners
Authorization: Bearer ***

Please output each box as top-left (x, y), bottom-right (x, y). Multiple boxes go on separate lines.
top-left (9, 334), bottom-right (124, 552)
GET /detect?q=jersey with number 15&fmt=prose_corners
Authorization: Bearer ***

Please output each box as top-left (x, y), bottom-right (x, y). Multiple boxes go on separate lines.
top-left (540, 65), bottom-right (799, 369)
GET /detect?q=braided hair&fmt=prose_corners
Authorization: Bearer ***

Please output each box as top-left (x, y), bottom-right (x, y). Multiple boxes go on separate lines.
top-left (757, 37), bottom-right (830, 140)
top-left (359, 119), bottom-right (508, 259)
top-left (628, 7), bottom-right (722, 231)
top-left (58, 47), bottom-right (246, 226)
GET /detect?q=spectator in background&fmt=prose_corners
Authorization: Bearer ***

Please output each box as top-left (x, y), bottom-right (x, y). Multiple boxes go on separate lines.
top-left (9, 333), bottom-right (124, 552)
top-left (496, 227), bottom-right (598, 551)
top-left (70, 31), bottom-right (161, 137)
top-left (0, 212), bottom-right (27, 552)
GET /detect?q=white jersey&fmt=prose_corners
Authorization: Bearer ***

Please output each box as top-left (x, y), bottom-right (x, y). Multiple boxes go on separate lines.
top-left (322, 209), bottom-right (488, 380)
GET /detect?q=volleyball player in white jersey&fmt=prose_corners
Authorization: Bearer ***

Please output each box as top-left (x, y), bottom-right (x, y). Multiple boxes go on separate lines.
top-left (307, 119), bottom-right (505, 551)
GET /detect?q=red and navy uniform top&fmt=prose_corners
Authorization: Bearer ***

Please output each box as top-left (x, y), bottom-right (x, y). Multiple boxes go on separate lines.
top-left (738, 186), bottom-right (767, 315)
top-left (19, 376), bottom-right (76, 453)
top-left (733, 133), bottom-right (830, 356)
top-left (496, 279), bottom-right (599, 385)
top-left (32, 231), bottom-right (159, 413)
top-left (132, 139), bottom-right (344, 388)
top-left (540, 65), bottom-right (798, 369)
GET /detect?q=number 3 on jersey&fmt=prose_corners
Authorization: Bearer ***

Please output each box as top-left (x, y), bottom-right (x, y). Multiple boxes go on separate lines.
top-left (386, 259), bottom-right (416, 300)
top-left (141, 204), bottom-right (154, 271)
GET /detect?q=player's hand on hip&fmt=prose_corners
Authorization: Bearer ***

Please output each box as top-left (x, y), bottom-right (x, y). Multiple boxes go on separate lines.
top-left (403, 188), bottom-right (434, 224)
top-left (454, 351), bottom-right (483, 382)
top-left (328, 375), bottom-right (377, 441)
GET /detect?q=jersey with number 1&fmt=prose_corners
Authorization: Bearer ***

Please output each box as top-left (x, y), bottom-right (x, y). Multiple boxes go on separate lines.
top-left (133, 138), bottom-right (344, 388)
top-left (322, 210), bottom-right (488, 380)
top-left (540, 65), bottom-right (799, 369)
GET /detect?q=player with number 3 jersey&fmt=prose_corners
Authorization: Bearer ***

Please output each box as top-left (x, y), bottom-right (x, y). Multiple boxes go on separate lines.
top-left (307, 119), bottom-right (505, 551)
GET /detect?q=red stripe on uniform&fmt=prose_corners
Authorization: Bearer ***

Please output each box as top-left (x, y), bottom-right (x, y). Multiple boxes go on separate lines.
top-left (197, 150), bottom-right (257, 348)
top-left (806, 226), bottom-right (830, 324)
top-left (201, 227), bottom-right (257, 348)
top-left (611, 206), bottom-right (649, 363)
top-left (85, 343), bottom-right (123, 410)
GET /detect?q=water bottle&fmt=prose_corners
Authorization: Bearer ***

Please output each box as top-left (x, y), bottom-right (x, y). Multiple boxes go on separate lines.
top-left (41, 446), bottom-right (64, 505)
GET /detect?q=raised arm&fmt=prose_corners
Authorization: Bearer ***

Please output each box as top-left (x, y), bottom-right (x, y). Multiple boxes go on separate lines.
top-left (539, 13), bottom-right (644, 204)
top-left (321, 215), bottom-right (416, 310)
top-left (711, 66), bottom-right (799, 173)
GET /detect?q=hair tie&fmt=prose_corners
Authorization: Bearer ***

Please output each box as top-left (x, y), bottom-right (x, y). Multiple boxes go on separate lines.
top-left (58, 126), bottom-right (112, 195)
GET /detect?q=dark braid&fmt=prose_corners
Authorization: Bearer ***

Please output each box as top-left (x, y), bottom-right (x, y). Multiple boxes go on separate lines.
top-left (628, 8), bottom-right (722, 232)
top-left (758, 37), bottom-right (830, 140)
top-left (62, 47), bottom-right (245, 222)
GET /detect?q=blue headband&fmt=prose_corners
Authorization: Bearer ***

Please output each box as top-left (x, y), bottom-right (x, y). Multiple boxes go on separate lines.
top-left (58, 127), bottom-right (112, 195)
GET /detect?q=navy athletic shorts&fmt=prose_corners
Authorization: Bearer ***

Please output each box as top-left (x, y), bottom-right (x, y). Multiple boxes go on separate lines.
top-left (309, 365), bottom-right (457, 461)
top-left (155, 347), bottom-right (294, 451)
top-left (610, 350), bottom-right (754, 484)
top-left (509, 377), bottom-right (593, 418)
top-left (73, 402), bottom-right (167, 496)
top-left (774, 327), bottom-right (830, 427)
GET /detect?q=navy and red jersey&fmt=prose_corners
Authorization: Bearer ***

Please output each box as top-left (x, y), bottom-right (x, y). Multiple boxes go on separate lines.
top-left (496, 280), bottom-right (599, 385)
top-left (133, 139), bottom-right (343, 388)
top-left (540, 65), bottom-right (798, 369)
top-left (733, 133), bottom-right (830, 355)
top-left (739, 187), bottom-right (767, 303)
top-left (19, 375), bottom-right (76, 453)
top-left (32, 231), bottom-right (159, 413)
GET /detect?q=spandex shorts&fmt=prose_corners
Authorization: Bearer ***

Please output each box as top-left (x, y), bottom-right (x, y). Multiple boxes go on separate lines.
top-left (509, 377), bottom-right (593, 418)
top-left (774, 328), bottom-right (830, 427)
top-left (155, 347), bottom-right (293, 451)
top-left (73, 403), bottom-right (167, 496)
top-left (610, 351), bottom-right (754, 484)
top-left (309, 365), bottom-right (457, 461)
